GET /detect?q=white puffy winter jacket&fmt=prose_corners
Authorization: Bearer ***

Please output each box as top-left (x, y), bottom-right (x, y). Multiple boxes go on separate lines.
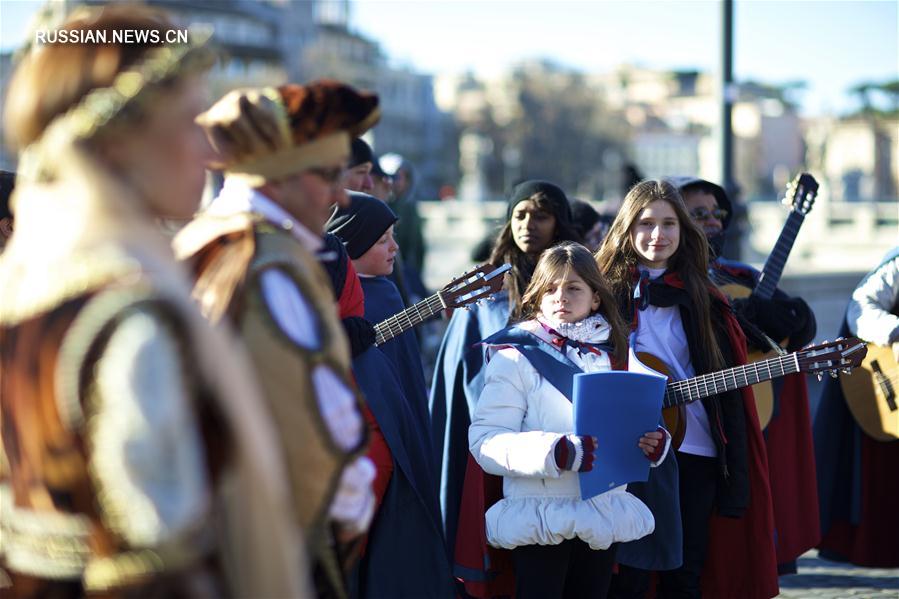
top-left (468, 315), bottom-right (659, 550)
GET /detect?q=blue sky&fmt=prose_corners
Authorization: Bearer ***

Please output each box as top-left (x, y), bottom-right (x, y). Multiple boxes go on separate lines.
top-left (2, 0), bottom-right (896, 116)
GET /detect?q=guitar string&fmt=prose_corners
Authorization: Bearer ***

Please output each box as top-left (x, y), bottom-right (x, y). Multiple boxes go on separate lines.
top-left (663, 354), bottom-right (798, 407)
top-left (377, 293), bottom-right (441, 342)
top-left (381, 275), bottom-right (498, 340)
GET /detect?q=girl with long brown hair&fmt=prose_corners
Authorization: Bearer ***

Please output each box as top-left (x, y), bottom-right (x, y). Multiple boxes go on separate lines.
top-left (596, 180), bottom-right (778, 599)
top-left (431, 180), bottom-right (581, 559)
top-left (468, 242), bottom-right (667, 599)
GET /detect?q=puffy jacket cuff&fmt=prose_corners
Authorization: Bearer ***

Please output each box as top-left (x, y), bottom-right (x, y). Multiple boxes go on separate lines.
top-left (647, 426), bottom-right (671, 467)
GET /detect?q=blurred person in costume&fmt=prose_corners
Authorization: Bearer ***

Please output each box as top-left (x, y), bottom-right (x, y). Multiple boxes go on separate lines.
top-left (814, 247), bottom-right (899, 568)
top-left (173, 80), bottom-right (379, 597)
top-left (673, 176), bottom-right (820, 574)
top-left (0, 5), bottom-right (308, 597)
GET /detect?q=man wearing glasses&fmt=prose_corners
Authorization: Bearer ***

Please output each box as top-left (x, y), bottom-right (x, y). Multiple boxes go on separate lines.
top-left (671, 176), bottom-right (820, 579)
top-left (174, 81), bottom-right (381, 598)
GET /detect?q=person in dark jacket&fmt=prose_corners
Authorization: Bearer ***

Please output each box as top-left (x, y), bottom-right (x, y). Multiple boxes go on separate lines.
top-left (672, 175), bottom-right (820, 574)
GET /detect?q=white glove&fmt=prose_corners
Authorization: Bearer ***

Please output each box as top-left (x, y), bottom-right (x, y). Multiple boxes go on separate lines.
top-left (328, 456), bottom-right (376, 536)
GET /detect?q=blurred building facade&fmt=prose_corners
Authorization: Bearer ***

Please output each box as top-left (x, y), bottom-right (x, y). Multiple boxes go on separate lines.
top-left (436, 61), bottom-right (632, 203)
top-left (299, 5), bottom-right (452, 200)
top-left (0, 0), bottom-right (452, 199)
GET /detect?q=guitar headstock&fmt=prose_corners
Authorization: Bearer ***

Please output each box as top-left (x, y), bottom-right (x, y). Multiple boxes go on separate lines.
top-left (440, 263), bottom-right (512, 309)
top-left (782, 172), bottom-right (819, 216)
top-left (796, 337), bottom-right (867, 379)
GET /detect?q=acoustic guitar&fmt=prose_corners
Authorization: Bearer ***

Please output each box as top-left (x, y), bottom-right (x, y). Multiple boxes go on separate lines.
top-left (718, 173), bottom-right (819, 428)
top-left (839, 342), bottom-right (899, 441)
top-left (637, 337), bottom-right (866, 448)
top-left (373, 263), bottom-right (511, 346)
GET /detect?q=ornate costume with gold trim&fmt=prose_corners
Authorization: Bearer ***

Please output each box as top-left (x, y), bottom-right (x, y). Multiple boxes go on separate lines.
top-left (174, 79), bottom-right (381, 599)
top-left (175, 208), bottom-right (368, 598)
top-left (0, 8), bottom-right (310, 596)
top-left (0, 156), bottom-right (309, 597)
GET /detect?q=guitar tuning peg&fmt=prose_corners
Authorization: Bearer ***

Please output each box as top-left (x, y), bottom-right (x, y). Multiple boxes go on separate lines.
top-left (829, 371), bottom-right (838, 379)
top-left (463, 306), bottom-right (471, 311)
top-left (817, 373), bottom-right (824, 382)
top-left (487, 295), bottom-right (495, 302)
top-left (841, 368), bottom-right (852, 375)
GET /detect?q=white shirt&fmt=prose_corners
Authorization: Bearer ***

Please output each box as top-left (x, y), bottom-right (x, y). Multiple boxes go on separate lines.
top-left (209, 178), bottom-right (375, 533)
top-left (634, 267), bottom-right (717, 457)
top-left (846, 253), bottom-right (899, 346)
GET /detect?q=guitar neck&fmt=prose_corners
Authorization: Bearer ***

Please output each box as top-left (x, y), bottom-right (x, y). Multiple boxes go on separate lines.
top-left (374, 292), bottom-right (446, 345)
top-left (663, 353), bottom-right (800, 408)
top-left (753, 211), bottom-right (805, 300)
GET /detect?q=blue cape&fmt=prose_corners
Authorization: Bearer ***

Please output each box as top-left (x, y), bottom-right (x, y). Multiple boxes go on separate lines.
top-left (360, 276), bottom-right (430, 431)
top-left (428, 292), bottom-right (510, 557)
top-left (349, 346), bottom-right (453, 598)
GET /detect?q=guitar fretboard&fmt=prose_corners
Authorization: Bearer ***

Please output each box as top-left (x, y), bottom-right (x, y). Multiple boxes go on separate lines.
top-left (663, 353), bottom-right (801, 408)
top-left (754, 211), bottom-right (805, 300)
top-left (374, 292), bottom-right (446, 345)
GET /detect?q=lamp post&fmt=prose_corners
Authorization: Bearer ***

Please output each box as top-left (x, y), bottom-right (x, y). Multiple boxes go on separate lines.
top-left (721, 0), bottom-right (743, 260)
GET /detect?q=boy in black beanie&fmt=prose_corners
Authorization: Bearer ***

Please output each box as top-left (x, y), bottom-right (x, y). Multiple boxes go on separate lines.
top-left (327, 192), bottom-right (431, 427)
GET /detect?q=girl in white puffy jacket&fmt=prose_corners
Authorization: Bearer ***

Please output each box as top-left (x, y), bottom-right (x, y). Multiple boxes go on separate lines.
top-left (469, 242), bottom-right (670, 599)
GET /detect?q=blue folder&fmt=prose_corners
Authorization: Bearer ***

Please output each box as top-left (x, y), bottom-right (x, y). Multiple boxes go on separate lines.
top-left (573, 359), bottom-right (667, 500)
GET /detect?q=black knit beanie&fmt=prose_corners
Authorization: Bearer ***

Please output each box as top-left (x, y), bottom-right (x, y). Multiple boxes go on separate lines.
top-left (349, 138), bottom-right (374, 169)
top-left (506, 180), bottom-right (572, 226)
top-left (326, 191), bottom-right (398, 259)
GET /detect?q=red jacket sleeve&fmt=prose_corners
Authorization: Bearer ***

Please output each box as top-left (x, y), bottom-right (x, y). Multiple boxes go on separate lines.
top-left (362, 403), bottom-right (393, 511)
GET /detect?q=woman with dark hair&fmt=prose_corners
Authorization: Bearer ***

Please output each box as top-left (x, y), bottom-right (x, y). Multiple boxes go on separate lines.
top-left (0, 5), bottom-right (306, 596)
top-left (430, 179), bottom-right (581, 562)
top-left (596, 180), bottom-right (778, 599)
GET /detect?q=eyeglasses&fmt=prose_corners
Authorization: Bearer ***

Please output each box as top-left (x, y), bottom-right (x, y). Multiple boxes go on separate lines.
top-left (307, 166), bottom-right (345, 185)
top-left (689, 207), bottom-right (728, 222)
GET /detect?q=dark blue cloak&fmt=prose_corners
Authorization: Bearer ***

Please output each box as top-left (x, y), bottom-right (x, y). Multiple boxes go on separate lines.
top-left (428, 291), bottom-right (511, 557)
top-left (360, 276), bottom-right (430, 430)
top-left (349, 346), bottom-right (454, 598)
